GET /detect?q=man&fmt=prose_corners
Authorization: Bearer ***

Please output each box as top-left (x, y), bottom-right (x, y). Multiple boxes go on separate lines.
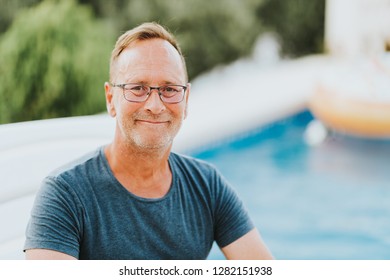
top-left (24, 22), bottom-right (273, 260)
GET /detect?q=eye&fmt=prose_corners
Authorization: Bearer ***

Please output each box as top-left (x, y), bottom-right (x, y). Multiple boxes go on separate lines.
top-left (165, 86), bottom-right (179, 92)
top-left (161, 86), bottom-right (181, 94)
top-left (123, 84), bottom-right (148, 97)
top-left (129, 85), bottom-right (145, 91)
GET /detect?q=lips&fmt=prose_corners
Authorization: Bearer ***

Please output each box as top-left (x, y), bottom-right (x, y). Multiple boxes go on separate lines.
top-left (136, 119), bottom-right (169, 125)
top-left (133, 112), bottom-right (171, 125)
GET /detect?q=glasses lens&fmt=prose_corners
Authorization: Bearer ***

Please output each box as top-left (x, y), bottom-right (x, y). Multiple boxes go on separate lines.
top-left (160, 85), bottom-right (185, 103)
top-left (123, 84), bottom-right (148, 102)
top-left (120, 84), bottom-right (186, 103)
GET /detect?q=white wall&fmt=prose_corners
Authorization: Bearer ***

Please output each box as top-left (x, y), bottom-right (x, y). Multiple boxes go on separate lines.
top-left (326, 0), bottom-right (390, 56)
top-left (0, 115), bottom-right (116, 259)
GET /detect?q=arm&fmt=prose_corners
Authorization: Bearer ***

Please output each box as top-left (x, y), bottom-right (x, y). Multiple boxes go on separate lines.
top-left (221, 228), bottom-right (274, 260)
top-left (24, 177), bottom-right (82, 260)
top-left (25, 249), bottom-right (77, 260)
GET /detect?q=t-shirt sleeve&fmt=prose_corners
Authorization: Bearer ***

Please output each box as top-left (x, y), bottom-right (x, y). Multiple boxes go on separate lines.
top-left (24, 176), bottom-right (82, 258)
top-left (212, 169), bottom-right (255, 248)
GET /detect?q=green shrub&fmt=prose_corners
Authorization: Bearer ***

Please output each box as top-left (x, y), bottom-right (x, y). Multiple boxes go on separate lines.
top-left (0, 0), bottom-right (114, 124)
top-left (95, 0), bottom-right (265, 80)
top-left (257, 0), bottom-right (325, 57)
top-left (0, 0), bottom-right (326, 124)
top-left (0, 0), bottom-right (41, 34)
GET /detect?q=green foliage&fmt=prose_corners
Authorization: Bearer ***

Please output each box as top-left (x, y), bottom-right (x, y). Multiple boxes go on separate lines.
top-left (0, 0), bottom-right (114, 124)
top-left (81, 0), bottom-right (265, 80)
top-left (0, 0), bottom-right (41, 34)
top-left (167, 0), bottom-right (263, 80)
top-left (257, 0), bottom-right (325, 57)
top-left (0, 0), bottom-right (326, 124)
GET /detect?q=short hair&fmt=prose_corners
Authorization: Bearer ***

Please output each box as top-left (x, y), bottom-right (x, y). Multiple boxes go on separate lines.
top-left (109, 22), bottom-right (188, 82)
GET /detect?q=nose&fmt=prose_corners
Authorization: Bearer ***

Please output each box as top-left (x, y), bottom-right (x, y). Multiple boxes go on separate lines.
top-left (143, 89), bottom-right (166, 114)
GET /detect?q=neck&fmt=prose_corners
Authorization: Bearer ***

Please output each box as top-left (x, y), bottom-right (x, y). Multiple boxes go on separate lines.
top-left (104, 140), bottom-right (172, 198)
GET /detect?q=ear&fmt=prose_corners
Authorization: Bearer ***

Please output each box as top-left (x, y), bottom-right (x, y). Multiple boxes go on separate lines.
top-left (183, 83), bottom-right (191, 120)
top-left (105, 82), bottom-right (116, 117)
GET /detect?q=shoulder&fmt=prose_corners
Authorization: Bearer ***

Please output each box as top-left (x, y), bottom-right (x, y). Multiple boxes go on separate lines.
top-left (169, 152), bottom-right (224, 184)
top-left (169, 152), bottom-right (217, 174)
top-left (42, 146), bottom-right (105, 194)
top-left (169, 152), bottom-right (231, 197)
top-left (35, 147), bottom-right (107, 208)
top-left (49, 147), bottom-right (104, 179)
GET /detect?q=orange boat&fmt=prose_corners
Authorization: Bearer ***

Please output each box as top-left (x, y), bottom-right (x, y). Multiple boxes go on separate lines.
top-left (309, 85), bottom-right (390, 138)
top-left (309, 55), bottom-right (390, 139)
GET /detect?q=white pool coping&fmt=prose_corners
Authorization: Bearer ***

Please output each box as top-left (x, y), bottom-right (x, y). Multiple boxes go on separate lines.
top-left (0, 54), bottom-right (333, 259)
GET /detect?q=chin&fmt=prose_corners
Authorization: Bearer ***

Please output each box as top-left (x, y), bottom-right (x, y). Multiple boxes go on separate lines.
top-left (131, 135), bottom-right (174, 151)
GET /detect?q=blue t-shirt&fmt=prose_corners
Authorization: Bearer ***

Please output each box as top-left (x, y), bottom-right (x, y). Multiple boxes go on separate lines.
top-left (24, 147), bottom-right (254, 259)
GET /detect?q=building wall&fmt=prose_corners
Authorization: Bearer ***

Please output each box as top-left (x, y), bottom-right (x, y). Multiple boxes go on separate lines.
top-left (325, 0), bottom-right (390, 56)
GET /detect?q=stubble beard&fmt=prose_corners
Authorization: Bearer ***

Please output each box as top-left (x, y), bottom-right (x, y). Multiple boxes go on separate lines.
top-left (120, 112), bottom-right (183, 152)
top-left (131, 125), bottom-right (176, 150)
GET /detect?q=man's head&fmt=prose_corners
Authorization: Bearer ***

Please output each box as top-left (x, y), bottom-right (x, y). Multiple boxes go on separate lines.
top-left (105, 22), bottom-right (190, 151)
top-left (109, 22), bottom-right (188, 83)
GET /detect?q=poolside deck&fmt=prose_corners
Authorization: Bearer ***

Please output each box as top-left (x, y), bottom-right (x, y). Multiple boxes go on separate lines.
top-left (0, 54), bottom-right (335, 259)
top-left (174, 55), bottom-right (334, 151)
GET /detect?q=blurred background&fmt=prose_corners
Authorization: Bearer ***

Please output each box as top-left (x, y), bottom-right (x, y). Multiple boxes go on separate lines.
top-left (0, 0), bottom-right (390, 260)
top-left (0, 0), bottom-right (326, 123)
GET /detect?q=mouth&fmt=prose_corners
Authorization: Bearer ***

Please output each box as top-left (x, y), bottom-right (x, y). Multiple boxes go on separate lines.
top-left (136, 120), bottom-right (169, 125)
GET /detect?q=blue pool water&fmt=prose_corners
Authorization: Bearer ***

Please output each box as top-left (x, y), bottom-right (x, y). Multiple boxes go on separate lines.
top-left (190, 111), bottom-right (390, 260)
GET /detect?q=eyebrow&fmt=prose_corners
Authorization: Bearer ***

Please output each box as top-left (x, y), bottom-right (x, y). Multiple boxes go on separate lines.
top-left (124, 79), bottom-right (183, 85)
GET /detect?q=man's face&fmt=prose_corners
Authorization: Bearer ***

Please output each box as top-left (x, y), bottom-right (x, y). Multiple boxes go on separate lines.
top-left (106, 38), bottom-right (190, 151)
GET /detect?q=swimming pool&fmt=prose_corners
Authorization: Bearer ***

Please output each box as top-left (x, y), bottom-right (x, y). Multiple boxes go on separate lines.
top-left (190, 110), bottom-right (390, 260)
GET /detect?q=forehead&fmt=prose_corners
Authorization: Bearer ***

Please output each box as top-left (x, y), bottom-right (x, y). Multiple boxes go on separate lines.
top-left (114, 38), bottom-right (185, 83)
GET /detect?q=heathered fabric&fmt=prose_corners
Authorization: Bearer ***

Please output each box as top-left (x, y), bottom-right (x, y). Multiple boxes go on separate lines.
top-left (24, 147), bottom-right (254, 259)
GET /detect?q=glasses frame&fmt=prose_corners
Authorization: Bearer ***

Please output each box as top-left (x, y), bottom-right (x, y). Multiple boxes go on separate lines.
top-left (110, 83), bottom-right (187, 104)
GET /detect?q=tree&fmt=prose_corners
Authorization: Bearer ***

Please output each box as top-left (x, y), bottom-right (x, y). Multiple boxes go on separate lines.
top-left (0, 0), bottom-right (41, 34)
top-left (0, 0), bottom-right (114, 123)
top-left (256, 0), bottom-right (325, 57)
top-left (87, 0), bottom-right (265, 80)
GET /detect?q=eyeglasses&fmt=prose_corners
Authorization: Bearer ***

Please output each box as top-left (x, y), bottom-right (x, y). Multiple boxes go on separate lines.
top-left (110, 83), bottom-right (187, 104)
